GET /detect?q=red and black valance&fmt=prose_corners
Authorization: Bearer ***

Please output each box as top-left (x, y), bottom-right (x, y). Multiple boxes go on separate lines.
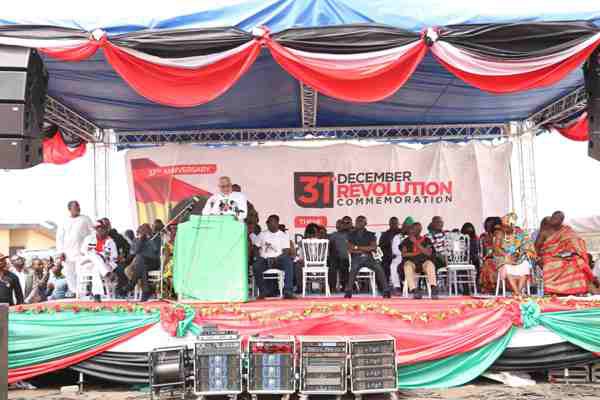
top-left (0, 21), bottom-right (597, 107)
top-left (42, 126), bottom-right (87, 164)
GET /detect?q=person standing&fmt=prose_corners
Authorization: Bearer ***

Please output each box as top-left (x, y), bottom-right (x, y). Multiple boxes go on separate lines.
top-left (401, 222), bottom-right (439, 299)
top-left (56, 200), bottom-right (94, 295)
top-left (345, 216), bottom-right (391, 299)
top-left (0, 253), bottom-right (24, 305)
top-left (202, 176), bottom-right (248, 220)
top-left (252, 215), bottom-right (296, 300)
top-left (379, 217), bottom-right (400, 284)
top-left (328, 216), bottom-right (352, 293)
top-left (9, 256), bottom-right (32, 300)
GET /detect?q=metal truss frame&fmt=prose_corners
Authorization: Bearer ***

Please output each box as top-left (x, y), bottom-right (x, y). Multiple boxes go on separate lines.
top-left (115, 123), bottom-right (508, 145)
top-left (44, 96), bottom-right (102, 143)
top-left (300, 83), bottom-right (318, 128)
top-left (526, 86), bottom-right (587, 130)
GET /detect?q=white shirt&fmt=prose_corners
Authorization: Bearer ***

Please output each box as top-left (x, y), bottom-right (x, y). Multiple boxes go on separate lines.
top-left (254, 230), bottom-right (290, 259)
top-left (202, 191), bottom-right (248, 220)
top-left (81, 233), bottom-right (118, 264)
top-left (56, 215), bottom-right (94, 259)
top-left (391, 233), bottom-right (406, 258)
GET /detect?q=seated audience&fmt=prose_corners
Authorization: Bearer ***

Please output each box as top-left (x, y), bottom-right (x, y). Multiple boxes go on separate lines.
top-left (345, 216), bottom-right (390, 299)
top-left (25, 258), bottom-right (49, 304)
top-left (328, 216), bottom-right (352, 293)
top-left (426, 216), bottom-right (447, 269)
top-left (493, 213), bottom-right (536, 296)
top-left (10, 256), bottom-right (32, 300)
top-left (294, 223), bottom-right (320, 293)
top-left (125, 223), bottom-right (161, 302)
top-left (479, 216), bottom-right (502, 293)
top-left (537, 211), bottom-right (598, 295)
top-left (0, 253), bottom-right (24, 305)
top-left (101, 217), bottom-right (130, 295)
top-left (47, 257), bottom-right (68, 300)
top-left (379, 217), bottom-right (400, 285)
top-left (401, 222), bottom-right (438, 299)
top-left (460, 222), bottom-right (480, 270)
top-left (124, 229), bottom-right (135, 248)
top-left (79, 220), bottom-right (118, 302)
top-left (252, 214), bottom-right (296, 299)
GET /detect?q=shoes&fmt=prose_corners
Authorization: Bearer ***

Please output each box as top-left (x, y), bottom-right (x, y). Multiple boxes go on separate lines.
top-left (140, 291), bottom-right (152, 302)
top-left (410, 289), bottom-right (422, 300)
top-left (256, 294), bottom-right (266, 300)
top-left (283, 292), bottom-right (296, 300)
top-left (431, 286), bottom-right (439, 300)
top-left (344, 291), bottom-right (352, 299)
top-left (93, 294), bottom-right (102, 303)
top-left (382, 290), bottom-right (391, 299)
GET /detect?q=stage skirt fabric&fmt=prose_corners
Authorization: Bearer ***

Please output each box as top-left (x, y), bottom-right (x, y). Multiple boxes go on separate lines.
top-left (7, 299), bottom-right (600, 387)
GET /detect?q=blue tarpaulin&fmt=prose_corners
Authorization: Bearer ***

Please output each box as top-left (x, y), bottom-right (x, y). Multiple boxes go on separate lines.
top-left (1, 1), bottom-right (595, 135)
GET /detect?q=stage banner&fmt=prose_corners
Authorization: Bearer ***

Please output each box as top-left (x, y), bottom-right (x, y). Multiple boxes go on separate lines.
top-left (125, 142), bottom-right (512, 232)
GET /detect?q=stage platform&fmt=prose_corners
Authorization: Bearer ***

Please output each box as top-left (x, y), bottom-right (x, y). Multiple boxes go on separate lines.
top-left (8, 296), bottom-right (600, 388)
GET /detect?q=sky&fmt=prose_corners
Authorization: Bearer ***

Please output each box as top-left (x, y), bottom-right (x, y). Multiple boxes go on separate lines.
top-left (0, 132), bottom-right (597, 234)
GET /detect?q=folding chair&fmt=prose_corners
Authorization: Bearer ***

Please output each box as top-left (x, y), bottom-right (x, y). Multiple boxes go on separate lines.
top-left (445, 233), bottom-right (478, 296)
top-left (301, 238), bottom-right (330, 297)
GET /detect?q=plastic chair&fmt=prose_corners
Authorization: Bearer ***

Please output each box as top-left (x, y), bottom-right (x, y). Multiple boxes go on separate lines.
top-left (76, 269), bottom-right (115, 300)
top-left (301, 239), bottom-right (330, 297)
top-left (134, 270), bottom-right (162, 300)
top-left (348, 251), bottom-right (378, 297)
top-left (402, 275), bottom-right (432, 298)
top-left (495, 262), bottom-right (532, 297)
top-left (445, 233), bottom-right (478, 296)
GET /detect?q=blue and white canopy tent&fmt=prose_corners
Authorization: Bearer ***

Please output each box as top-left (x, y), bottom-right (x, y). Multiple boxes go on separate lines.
top-left (1, 0), bottom-right (599, 224)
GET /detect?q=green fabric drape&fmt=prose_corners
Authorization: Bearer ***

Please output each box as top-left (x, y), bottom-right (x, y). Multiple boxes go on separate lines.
top-left (397, 327), bottom-right (515, 389)
top-left (9, 311), bottom-right (159, 369)
top-left (540, 308), bottom-right (600, 353)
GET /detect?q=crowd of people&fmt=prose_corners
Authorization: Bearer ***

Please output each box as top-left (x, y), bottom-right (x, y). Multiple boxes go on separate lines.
top-left (1, 175), bottom-right (598, 305)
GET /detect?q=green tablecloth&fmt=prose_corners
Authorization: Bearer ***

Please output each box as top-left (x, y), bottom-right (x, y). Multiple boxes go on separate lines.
top-left (173, 215), bottom-right (248, 302)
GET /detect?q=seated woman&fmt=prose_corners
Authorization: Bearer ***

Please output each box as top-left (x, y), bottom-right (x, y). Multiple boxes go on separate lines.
top-left (161, 224), bottom-right (177, 300)
top-left (479, 216), bottom-right (502, 293)
top-left (538, 211), bottom-right (597, 295)
top-left (493, 213), bottom-right (536, 296)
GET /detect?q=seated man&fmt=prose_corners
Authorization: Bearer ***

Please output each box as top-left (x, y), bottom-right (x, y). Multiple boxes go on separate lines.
top-left (124, 223), bottom-right (161, 302)
top-left (345, 216), bottom-right (391, 299)
top-left (252, 214), bottom-right (296, 300)
top-left (79, 220), bottom-right (118, 302)
top-left (538, 211), bottom-right (598, 295)
top-left (401, 222), bottom-right (439, 299)
top-left (426, 216), bottom-right (447, 269)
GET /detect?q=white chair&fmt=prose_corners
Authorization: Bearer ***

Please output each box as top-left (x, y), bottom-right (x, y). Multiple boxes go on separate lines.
top-left (495, 262), bottom-right (532, 297)
top-left (347, 250), bottom-right (378, 297)
top-left (76, 270), bottom-right (115, 300)
top-left (301, 239), bottom-right (330, 297)
top-left (262, 269), bottom-right (284, 298)
top-left (402, 276), bottom-right (432, 298)
top-left (133, 270), bottom-right (162, 300)
top-left (445, 233), bottom-right (478, 296)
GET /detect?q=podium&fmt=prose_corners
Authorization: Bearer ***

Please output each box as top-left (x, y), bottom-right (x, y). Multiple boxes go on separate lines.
top-left (173, 215), bottom-right (248, 302)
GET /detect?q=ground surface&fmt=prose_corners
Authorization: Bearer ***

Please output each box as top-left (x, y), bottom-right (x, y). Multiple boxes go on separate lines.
top-left (8, 384), bottom-right (600, 400)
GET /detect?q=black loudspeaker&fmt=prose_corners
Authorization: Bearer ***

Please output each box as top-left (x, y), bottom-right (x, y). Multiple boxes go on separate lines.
top-left (585, 46), bottom-right (600, 162)
top-left (0, 45), bottom-right (48, 169)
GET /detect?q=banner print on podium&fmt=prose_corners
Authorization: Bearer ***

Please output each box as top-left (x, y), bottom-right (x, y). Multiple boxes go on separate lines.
top-left (126, 142), bottom-right (512, 231)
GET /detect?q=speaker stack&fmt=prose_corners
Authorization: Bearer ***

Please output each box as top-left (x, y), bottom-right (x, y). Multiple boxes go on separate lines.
top-left (0, 45), bottom-right (48, 169)
top-left (586, 46), bottom-right (600, 162)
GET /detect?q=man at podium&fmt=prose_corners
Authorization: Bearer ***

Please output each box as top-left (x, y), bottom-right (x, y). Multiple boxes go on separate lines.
top-left (202, 176), bottom-right (248, 220)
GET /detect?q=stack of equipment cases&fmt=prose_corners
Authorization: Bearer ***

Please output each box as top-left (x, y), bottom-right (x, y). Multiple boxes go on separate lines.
top-left (247, 336), bottom-right (296, 400)
top-left (298, 336), bottom-right (348, 400)
top-left (349, 335), bottom-right (397, 398)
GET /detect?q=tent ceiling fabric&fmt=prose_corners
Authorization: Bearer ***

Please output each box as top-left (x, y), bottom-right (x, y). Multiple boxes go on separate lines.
top-left (1, 0), bottom-right (599, 33)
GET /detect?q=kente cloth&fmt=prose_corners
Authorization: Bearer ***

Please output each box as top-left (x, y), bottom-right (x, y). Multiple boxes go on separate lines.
top-left (540, 225), bottom-right (593, 295)
top-left (493, 226), bottom-right (536, 266)
top-left (479, 233), bottom-right (498, 293)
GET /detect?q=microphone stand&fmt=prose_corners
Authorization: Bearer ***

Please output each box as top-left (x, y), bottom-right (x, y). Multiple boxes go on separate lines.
top-left (150, 199), bottom-right (197, 299)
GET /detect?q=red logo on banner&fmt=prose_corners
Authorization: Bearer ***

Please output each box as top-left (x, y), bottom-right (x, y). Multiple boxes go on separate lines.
top-left (294, 172), bottom-right (335, 208)
top-left (294, 216), bottom-right (328, 228)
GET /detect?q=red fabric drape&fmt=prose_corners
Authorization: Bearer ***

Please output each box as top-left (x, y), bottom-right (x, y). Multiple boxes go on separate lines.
top-left (8, 324), bottom-right (154, 384)
top-left (266, 38), bottom-right (427, 102)
top-left (101, 41), bottom-right (261, 107)
top-left (40, 40), bottom-right (101, 62)
top-left (42, 130), bottom-right (87, 164)
top-left (554, 113), bottom-right (590, 141)
top-left (191, 297), bottom-right (517, 365)
top-left (433, 38), bottom-right (600, 93)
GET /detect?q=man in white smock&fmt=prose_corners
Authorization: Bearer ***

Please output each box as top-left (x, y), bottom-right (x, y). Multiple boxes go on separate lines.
top-left (78, 220), bottom-right (118, 301)
top-left (56, 200), bottom-right (94, 295)
top-left (202, 176), bottom-right (247, 220)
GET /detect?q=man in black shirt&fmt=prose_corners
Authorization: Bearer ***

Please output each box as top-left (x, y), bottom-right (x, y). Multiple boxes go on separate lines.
top-left (101, 218), bottom-right (131, 295)
top-left (345, 216), bottom-right (390, 299)
top-left (0, 253), bottom-right (24, 305)
top-left (401, 222), bottom-right (439, 299)
top-left (125, 224), bottom-right (161, 301)
top-left (378, 217), bottom-right (400, 284)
